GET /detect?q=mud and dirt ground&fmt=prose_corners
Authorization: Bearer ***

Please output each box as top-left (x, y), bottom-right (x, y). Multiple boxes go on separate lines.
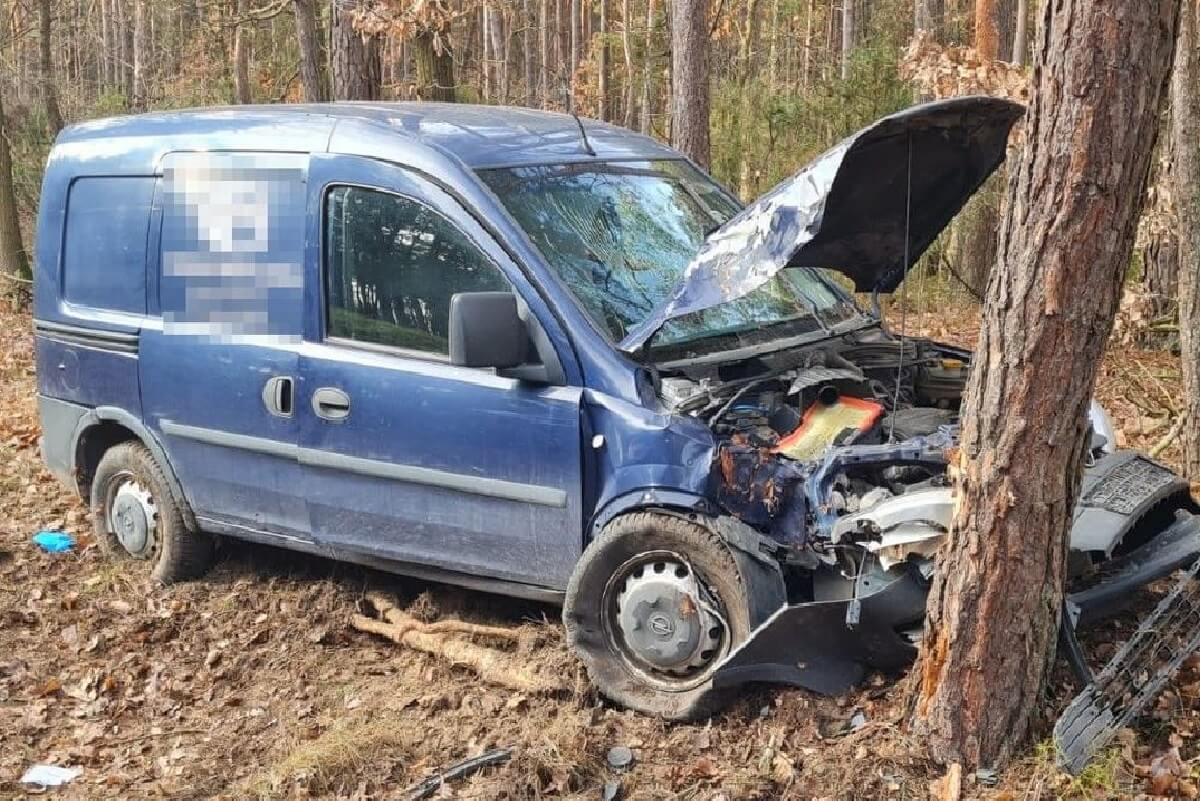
top-left (3, 301), bottom-right (1200, 800)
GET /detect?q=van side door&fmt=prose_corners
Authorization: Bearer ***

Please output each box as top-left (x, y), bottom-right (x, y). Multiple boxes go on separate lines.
top-left (140, 152), bottom-right (311, 542)
top-left (297, 155), bottom-right (584, 590)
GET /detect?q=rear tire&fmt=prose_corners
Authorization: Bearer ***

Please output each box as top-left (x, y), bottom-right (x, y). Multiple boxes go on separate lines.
top-left (563, 512), bottom-right (785, 720)
top-left (91, 441), bottom-right (214, 583)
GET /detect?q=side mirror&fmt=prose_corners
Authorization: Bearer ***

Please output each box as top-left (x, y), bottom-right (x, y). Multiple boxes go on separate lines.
top-left (449, 292), bottom-right (526, 370)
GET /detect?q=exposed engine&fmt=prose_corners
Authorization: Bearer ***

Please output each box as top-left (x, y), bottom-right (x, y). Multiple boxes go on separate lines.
top-left (656, 328), bottom-right (973, 601)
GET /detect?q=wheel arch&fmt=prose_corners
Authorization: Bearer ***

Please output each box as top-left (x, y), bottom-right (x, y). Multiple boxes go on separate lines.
top-left (70, 407), bottom-right (197, 531)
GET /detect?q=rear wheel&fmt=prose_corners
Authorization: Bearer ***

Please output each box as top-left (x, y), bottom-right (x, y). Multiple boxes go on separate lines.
top-left (563, 512), bottom-right (785, 720)
top-left (91, 441), bottom-right (214, 583)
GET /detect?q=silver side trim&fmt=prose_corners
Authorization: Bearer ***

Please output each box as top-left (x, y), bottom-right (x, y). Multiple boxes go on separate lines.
top-left (161, 420), bottom-right (568, 508)
top-left (34, 319), bottom-right (140, 354)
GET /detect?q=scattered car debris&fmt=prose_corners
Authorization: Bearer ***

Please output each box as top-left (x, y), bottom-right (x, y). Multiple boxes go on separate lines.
top-left (403, 747), bottom-right (513, 800)
top-left (602, 779), bottom-right (622, 800)
top-left (20, 763), bottom-right (81, 787)
top-left (606, 745), bottom-right (635, 770)
top-left (31, 530), bottom-right (74, 553)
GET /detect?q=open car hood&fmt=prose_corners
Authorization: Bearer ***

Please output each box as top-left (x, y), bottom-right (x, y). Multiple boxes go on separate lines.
top-left (619, 96), bottom-right (1025, 353)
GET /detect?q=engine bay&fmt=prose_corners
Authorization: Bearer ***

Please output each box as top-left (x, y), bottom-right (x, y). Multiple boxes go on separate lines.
top-left (656, 327), bottom-right (972, 597)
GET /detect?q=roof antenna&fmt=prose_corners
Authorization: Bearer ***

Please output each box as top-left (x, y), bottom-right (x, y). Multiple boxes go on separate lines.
top-left (571, 112), bottom-right (597, 157)
top-left (887, 132), bottom-right (914, 444)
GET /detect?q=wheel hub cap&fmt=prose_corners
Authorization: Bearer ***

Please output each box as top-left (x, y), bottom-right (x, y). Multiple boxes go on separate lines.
top-left (615, 559), bottom-right (723, 674)
top-left (111, 480), bottom-right (157, 557)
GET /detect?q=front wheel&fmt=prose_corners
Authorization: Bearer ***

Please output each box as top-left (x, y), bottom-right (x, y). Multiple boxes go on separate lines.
top-left (563, 512), bottom-right (785, 720)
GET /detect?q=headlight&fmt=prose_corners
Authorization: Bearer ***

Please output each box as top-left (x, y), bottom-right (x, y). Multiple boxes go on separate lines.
top-left (1088, 400), bottom-right (1117, 455)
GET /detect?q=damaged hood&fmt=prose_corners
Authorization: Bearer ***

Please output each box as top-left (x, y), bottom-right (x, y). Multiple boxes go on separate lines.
top-left (619, 96), bottom-right (1024, 353)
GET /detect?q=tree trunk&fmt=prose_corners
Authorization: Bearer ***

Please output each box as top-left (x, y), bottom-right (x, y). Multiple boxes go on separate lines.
top-left (1012, 0), bottom-right (1029, 64)
top-left (131, 0), bottom-right (146, 109)
top-left (974, 0), bottom-right (999, 59)
top-left (569, 0), bottom-right (581, 104)
top-left (915, 0), bottom-right (944, 41)
top-left (293, 0), bottom-right (326, 101)
top-left (413, 29), bottom-right (456, 102)
top-left (38, 0), bottom-right (64, 136)
top-left (621, 0), bottom-right (635, 126)
top-left (640, 0), bottom-right (655, 134)
top-left (1174, 1), bottom-right (1200, 479)
top-left (523, 0), bottom-right (533, 104)
top-left (0, 91), bottom-right (29, 297)
top-left (540, 0), bottom-right (550, 106)
top-left (233, 0), bottom-right (252, 103)
top-left (598, 0), bottom-right (609, 120)
top-left (331, 0), bottom-right (382, 100)
top-left (670, 0), bottom-right (709, 166)
top-left (911, 0), bottom-right (1179, 769)
top-left (840, 0), bottom-right (854, 79)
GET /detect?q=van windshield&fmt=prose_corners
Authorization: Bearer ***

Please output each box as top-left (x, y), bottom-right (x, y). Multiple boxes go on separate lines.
top-left (479, 160), bottom-right (861, 354)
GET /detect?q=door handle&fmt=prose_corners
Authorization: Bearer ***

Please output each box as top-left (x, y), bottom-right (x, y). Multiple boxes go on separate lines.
top-left (312, 387), bottom-right (351, 421)
top-left (261, 376), bottom-right (294, 417)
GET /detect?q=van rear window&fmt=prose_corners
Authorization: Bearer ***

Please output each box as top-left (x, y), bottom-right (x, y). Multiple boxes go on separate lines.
top-left (62, 176), bottom-right (154, 314)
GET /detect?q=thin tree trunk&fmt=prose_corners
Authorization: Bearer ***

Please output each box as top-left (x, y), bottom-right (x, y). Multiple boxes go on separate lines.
top-left (1174, 1), bottom-right (1200, 478)
top-left (331, 0), bottom-right (381, 100)
top-left (640, 0), bottom-right (655, 134)
top-left (802, 0), bottom-right (813, 89)
top-left (621, 0), bottom-right (634, 127)
top-left (598, 0), bottom-right (609, 120)
top-left (570, 0), bottom-right (581, 104)
top-left (293, 0), bottom-right (326, 101)
top-left (767, 0), bottom-right (779, 89)
top-left (840, 0), bottom-right (853, 79)
top-left (974, 0), bottom-right (1000, 59)
top-left (233, 0), bottom-right (252, 103)
top-left (38, 0), bottom-right (64, 135)
top-left (1012, 0), bottom-right (1029, 64)
top-left (540, 0), bottom-right (550, 105)
top-left (915, 0), bottom-right (944, 41)
top-left (131, 0), bottom-right (146, 109)
top-left (100, 0), bottom-right (111, 91)
top-left (523, 0), bottom-right (533, 104)
top-left (911, 0), bottom-right (1179, 768)
top-left (0, 91), bottom-right (29, 296)
top-left (670, 0), bottom-right (709, 166)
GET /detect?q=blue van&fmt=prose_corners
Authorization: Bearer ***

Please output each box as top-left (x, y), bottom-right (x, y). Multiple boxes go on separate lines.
top-left (35, 98), bottom-right (1200, 720)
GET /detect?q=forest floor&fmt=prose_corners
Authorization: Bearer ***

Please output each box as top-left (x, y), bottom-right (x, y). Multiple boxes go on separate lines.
top-left (3, 299), bottom-right (1200, 800)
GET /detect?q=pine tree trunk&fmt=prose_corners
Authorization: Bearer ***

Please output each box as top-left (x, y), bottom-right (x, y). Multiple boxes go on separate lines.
top-left (1012, 0), bottom-right (1029, 64)
top-left (540, 0), bottom-right (550, 106)
top-left (840, 0), bottom-right (854, 79)
top-left (0, 91), bottom-right (29, 298)
top-left (911, 0), bottom-right (1179, 769)
top-left (523, 0), bottom-right (533, 104)
top-left (233, 0), bottom-right (252, 103)
top-left (292, 0), bottom-right (326, 101)
top-left (598, 0), bottom-right (609, 120)
top-left (331, 0), bottom-right (381, 101)
top-left (974, 0), bottom-right (1000, 59)
top-left (621, 0), bottom-right (634, 126)
top-left (670, 0), bottom-right (709, 166)
top-left (570, 0), bottom-right (581, 103)
top-left (1174, 1), bottom-right (1200, 479)
top-left (131, 0), bottom-right (146, 109)
top-left (639, 0), bottom-right (655, 134)
top-left (413, 29), bottom-right (456, 102)
top-left (38, 0), bottom-right (64, 136)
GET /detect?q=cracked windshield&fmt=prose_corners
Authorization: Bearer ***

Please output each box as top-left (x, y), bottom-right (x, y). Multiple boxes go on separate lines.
top-left (480, 160), bottom-right (859, 352)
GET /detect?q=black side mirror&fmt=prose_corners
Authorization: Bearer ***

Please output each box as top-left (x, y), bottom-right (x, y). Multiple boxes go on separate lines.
top-left (449, 292), bottom-right (526, 370)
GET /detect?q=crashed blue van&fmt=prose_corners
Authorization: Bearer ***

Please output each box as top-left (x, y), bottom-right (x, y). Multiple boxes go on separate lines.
top-left (34, 98), bottom-right (1200, 732)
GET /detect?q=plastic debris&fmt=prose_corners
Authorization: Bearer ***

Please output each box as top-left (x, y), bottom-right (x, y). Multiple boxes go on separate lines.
top-left (32, 531), bottom-right (75, 553)
top-left (606, 745), bottom-right (634, 770)
top-left (20, 764), bottom-right (81, 787)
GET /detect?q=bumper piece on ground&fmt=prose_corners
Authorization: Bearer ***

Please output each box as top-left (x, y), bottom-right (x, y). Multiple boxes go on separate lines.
top-left (1055, 546), bottom-right (1200, 775)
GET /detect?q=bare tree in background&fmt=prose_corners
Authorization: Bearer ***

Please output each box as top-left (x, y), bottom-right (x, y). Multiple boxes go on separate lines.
top-left (911, 0), bottom-right (1179, 768)
top-left (38, 0), bottom-right (64, 135)
top-left (293, 0), bottom-right (328, 101)
top-left (840, 0), bottom-right (854, 80)
top-left (0, 91), bottom-right (29, 297)
top-left (332, 0), bottom-right (382, 100)
top-left (233, 0), bottom-right (253, 103)
top-left (670, 0), bottom-right (709, 167)
top-left (915, 0), bottom-right (943, 41)
top-left (1175, 1), bottom-right (1200, 478)
top-left (131, 0), bottom-right (147, 109)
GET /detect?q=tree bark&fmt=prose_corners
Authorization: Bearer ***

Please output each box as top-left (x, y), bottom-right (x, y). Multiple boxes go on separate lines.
top-left (1174, 1), bottom-right (1200, 479)
top-left (670, 0), bottom-right (709, 167)
top-left (38, 0), bottom-right (64, 136)
top-left (540, 0), bottom-right (550, 106)
top-left (331, 0), bottom-right (382, 100)
top-left (131, 0), bottom-right (146, 109)
top-left (621, 0), bottom-right (635, 126)
top-left (1012, 0), bottom-right (1029, 64)
top-left (0, 91), bottom-right (29, 297)
top-left (639, 0), bottom-right (656, 134)
top-left (974, 0), bottom-right (999, 60)
top-left (233, 0), bottom-right (252, 103)
top-left (292, 0), bottom-right (326, 101)
top-left (413, 29), bottom-right (456, 102)
top-left (911, 0), bottom-right (1179, 769)
top-left (570, 0), bottom-right (581, 101)
top-left (598, 0), bottom-right (610, 120)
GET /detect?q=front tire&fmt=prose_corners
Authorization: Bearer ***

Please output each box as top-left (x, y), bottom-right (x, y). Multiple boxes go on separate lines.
top-left (91, 441), bottom-right (214, 583)
top-left (563, 512), bottom-right (785, 720)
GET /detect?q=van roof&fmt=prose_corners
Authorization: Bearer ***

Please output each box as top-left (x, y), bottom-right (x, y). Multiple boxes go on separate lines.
top-left (55, 102), bottom-right (681, 170)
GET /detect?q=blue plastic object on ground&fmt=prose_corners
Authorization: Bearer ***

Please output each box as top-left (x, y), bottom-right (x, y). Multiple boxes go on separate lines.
top-left (32, 531), bottom-right (75, 553)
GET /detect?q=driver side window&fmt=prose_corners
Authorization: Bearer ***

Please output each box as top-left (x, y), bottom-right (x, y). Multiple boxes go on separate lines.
top-left (323, 185), bottom-right (510, 356)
